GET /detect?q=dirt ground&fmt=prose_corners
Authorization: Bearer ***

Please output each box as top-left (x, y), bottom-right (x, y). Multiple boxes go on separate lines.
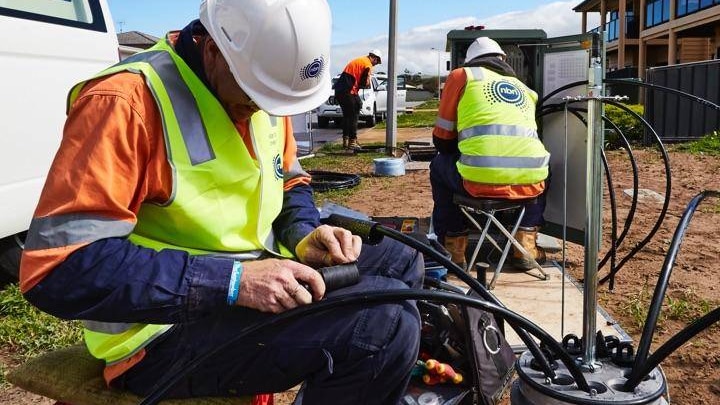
top-left (3, 127), bottom-right (719, 404)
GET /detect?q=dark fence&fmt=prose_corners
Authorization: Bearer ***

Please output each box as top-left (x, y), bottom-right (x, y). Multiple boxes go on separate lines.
top-left (644, 60), bottom-right (720, 143)
top-left (607, 67), bottom-right (640, 103)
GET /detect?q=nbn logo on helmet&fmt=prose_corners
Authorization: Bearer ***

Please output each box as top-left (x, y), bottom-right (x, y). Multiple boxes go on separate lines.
top-left (492, 81), bottom-right (524, 105)
top-left (300, 56), bottom-right (326, 81)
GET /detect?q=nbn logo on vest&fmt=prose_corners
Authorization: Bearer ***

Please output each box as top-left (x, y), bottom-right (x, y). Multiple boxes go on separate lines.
top-left (492, 81), bottom-right (525, 106)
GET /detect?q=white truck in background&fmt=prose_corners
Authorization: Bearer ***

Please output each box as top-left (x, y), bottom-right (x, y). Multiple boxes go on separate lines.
top-left (0, 0), bottom-right (119, 281)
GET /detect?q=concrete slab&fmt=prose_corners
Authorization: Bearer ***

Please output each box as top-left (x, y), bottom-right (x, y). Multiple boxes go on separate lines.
top-left (537, 233), bottom-right (561, 253)
top-left (481, 263), bottom-right (630, 349)
top-left (622, 188), bottom-right (665, 204)
top-left (405, 161), bottom-right (431, 171)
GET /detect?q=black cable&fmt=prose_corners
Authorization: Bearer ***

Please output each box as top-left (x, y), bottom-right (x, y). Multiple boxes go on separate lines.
top-left (629, 190), bottom-right (720, 381)
top-left (307, 170), bottom-right (361, 192)
top-left (600, 147), bottom-right (619, 291)
top-left (542, 100), bottom-right (674, 285)
top-left (538, 104), bottom-right (643, 288)
top-left (598, 116), bottom-right (639, 289)
top-left (140, 289), bottom-right (589, 405)
top-left (598, 100), bottom-right (672, 285)
top-left (541, 78), bottom-right (720, 113)
top-left (322, 215), bottom-right (562, 382)
top-left (625, 305), bottom-right (720, 390)
top-left (605, 78), bottom-right (720, 112)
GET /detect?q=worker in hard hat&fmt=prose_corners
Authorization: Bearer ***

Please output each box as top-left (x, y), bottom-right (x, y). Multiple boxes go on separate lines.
top-left (333, 49), bottom-right (383, 150)
top-left (430, 37), bottom-right (550, 270)
top-left (18, 1), bottom-right (422, 404)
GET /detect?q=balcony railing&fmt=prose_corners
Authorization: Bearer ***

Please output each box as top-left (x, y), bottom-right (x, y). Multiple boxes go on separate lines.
top-left (590, 14), bottom-right (638, 42)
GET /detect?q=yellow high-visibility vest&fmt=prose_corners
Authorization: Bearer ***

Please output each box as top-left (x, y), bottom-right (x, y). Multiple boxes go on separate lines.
top-left (69, 39), bottom-right (287, 364)
top-left (456, 67), bottom-right (549, 185)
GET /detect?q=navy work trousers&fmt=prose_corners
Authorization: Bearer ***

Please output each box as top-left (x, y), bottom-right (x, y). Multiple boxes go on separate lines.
top-left (113, 238), bottom-right (424, 405)
top-left (430, 152), bottom-right (546, 241)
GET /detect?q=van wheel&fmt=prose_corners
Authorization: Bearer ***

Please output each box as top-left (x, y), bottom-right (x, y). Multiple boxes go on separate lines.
top-left (0, 233), bottom-right (25, 284)
top-left (318, 117), bottom-right (330, 128)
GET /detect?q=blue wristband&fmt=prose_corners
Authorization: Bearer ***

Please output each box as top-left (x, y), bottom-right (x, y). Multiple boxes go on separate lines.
top-left (227, 261), bottom-right (243, 306)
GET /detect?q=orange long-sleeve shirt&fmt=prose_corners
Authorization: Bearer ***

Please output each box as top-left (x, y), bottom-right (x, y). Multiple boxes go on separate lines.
top-left (20, 71), bottom-right (307, 293)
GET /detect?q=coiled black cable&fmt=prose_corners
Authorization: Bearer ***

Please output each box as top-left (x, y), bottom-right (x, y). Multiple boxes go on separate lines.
top-left (307, 170), bottom-right (361, 192)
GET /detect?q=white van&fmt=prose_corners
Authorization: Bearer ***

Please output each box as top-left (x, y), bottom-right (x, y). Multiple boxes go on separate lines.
top-left (0, 0), bottom-right (119, 281)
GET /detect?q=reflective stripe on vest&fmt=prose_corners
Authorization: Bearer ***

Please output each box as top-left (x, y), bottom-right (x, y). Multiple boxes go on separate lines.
top-left (456, 67), bottom-right (549, 185)
top-left (69, 39), bottom-right (288, 364)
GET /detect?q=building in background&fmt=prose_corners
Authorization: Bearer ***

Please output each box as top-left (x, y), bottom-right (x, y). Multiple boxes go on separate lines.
top-left (574, 0), bottom-right (720, 78)
top-left (117, 31), bottom-right (159, 60)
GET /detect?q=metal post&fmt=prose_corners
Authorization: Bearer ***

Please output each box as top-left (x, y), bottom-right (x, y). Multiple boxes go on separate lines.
top-left (431, 47), bottom-right (441, 97)
top-left (385, 0), bottom-right (398, 154)
top-left (582, 35), bottom-right (604, 370)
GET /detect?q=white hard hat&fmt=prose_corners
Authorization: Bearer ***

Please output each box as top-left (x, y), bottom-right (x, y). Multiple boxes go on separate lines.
top-left (464, 37), bottom-right (506, 63)
top-left (199, 0), bottom-right (331, 116)
top-left (369, 49), bottom-right (383, 63)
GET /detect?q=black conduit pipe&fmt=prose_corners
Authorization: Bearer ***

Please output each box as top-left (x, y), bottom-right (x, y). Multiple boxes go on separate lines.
top-left (605, 78), bottom-right (720, 112)
top-left (140, 290), bottom-right (591, 405)
top-left (599, 100), bottom-right (672, 285)
top-left (323, 214), bottom-right (561, 382)
top-left (541, 99), bottom-right (671, 286)
top-left (600, 148), bottom-right (619, 290)
top-left (628, 190), bottom-right (720, 387)
top-left (541, 79), bottom-right (720, 114)
top-left (625, 305), bottom-right (720, 390)
top-left (597, 116), bottom-right (640, 288)
top-left (537, 105), bottom-right (636, 288)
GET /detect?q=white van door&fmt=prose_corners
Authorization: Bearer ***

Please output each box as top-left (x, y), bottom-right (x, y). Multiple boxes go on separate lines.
top-left (0, 0), bottom-right (118, 238)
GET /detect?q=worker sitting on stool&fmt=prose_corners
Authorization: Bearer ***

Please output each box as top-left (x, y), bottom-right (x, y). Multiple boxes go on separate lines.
top-left (430, 37), bottom-right (550, 270)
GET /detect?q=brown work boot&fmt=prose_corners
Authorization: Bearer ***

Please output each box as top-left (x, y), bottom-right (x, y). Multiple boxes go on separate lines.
top-left (443, 233), bottom-right (468, 270)
top-left (342, 136), bottom-right (349, 149)
top-left (347, 138), bottom-right (362, 151)
top-left (510, 226), bottom-right (547, 270)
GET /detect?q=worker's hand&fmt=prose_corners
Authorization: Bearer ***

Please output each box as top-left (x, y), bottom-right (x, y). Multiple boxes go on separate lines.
top-left (295, 225), bottom-right (362, 268)
top-left (235, 258), bottom-right (324, 313)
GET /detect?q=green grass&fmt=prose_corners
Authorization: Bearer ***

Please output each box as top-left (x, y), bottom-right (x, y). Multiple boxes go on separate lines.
top-left (621, 276), bottom-right (652, 331)
top-left (416, 99), bottom-right (439, 109)
top-left (375, 110), bottom-right (436, 129)
top-left (0, 284), bottom-right (82, 361)
top-left (375, 99), bottom-right (438, 129)
top-left (0, 283), bottom-right (82, 384)
top-left (675, 131), bottom-right (720, 156)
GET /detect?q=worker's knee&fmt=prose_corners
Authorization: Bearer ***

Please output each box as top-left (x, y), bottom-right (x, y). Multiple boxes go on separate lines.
top-left (357, 238), bottom-right (424, 288)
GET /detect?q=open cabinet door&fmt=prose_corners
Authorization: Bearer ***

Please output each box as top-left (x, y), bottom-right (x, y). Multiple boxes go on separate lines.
top-left (538, 32), bottom-right (602, 245)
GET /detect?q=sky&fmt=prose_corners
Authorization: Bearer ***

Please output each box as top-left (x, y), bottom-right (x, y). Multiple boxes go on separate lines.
top-left (108, 0), bottom-right (599, 77)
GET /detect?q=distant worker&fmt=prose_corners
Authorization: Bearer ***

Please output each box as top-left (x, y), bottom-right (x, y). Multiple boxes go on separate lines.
top-left (333, 49), bottom-right (382, 150)
top-left (19, 1), bottom-right (423, 404)
top-left (430, 37), bottom-right (550, 270)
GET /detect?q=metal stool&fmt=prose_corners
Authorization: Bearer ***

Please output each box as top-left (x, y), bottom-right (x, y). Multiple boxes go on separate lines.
top-left (453, 194), bottom-right (548, 289)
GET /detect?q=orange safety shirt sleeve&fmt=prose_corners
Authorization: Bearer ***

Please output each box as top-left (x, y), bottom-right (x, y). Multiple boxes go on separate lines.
top-left (20, 72), bottom-right (171, 293)
top-left (432, 67), bottom-right (467, 142)
top-left (21, 73), bottom-right (311, 293)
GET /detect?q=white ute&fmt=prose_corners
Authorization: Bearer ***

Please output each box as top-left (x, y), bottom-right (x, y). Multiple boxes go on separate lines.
top-left (0, 0), bottom-right (119, 281)
top-left (316, 73), bottom-right (407, 128)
